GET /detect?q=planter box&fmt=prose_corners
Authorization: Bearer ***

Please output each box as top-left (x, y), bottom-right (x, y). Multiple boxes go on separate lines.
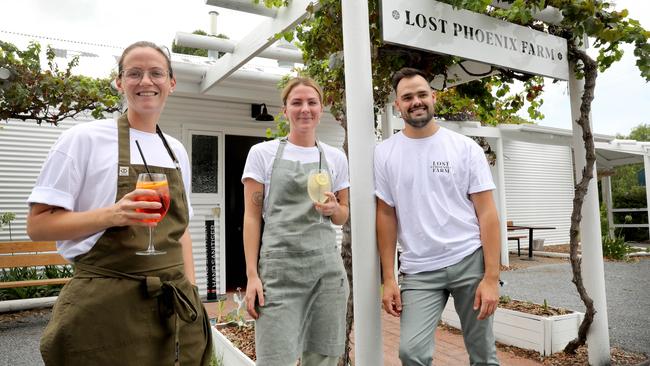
top-left (441, 299), bottom-right (584, 356)
top-left (212, 326), bottom-right (255, 366)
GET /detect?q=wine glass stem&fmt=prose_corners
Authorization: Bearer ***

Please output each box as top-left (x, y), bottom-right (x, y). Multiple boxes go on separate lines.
top-left (147, 226), bottom-right (155, 253)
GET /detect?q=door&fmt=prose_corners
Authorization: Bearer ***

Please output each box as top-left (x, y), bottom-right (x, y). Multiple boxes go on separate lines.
top-left (225, 135), bottom-right (267, 291)
top-left (186, 129), bottom-right (224, 297)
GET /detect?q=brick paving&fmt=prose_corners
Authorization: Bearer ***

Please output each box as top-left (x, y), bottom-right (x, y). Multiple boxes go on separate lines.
top-left (206, 293), bottom-right (542, 365)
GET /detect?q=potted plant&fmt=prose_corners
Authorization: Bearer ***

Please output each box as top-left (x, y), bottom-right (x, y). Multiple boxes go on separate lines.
top-left (0, 212), bottom-right (16, 240)
top-left (441, 295), bottom-right (584, 356)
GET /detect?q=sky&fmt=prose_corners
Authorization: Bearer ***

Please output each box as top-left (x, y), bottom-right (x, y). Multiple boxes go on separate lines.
top-left (1, 0), bottom-right (648, 137)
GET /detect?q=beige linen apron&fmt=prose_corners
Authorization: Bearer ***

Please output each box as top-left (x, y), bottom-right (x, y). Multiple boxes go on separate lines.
top-left (254, 139), bottom-right (349, 366)
top-left (40, 114), bottom-right (213, 366)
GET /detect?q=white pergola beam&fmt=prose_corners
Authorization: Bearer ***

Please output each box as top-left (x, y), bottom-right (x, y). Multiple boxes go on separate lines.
top-left (175, 32), bottom-right (303, 63)
top-left (176, 32), bottom-right (235, 53)
top-left (206, 0), bottom-right (278, 17)
top-left (200, 0), bottom-right (318, 93)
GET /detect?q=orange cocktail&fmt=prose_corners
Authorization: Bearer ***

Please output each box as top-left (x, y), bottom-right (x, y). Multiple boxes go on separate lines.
top-left (135, 173), bottom-right (170, 255)
top-left (135, 180), bottom-right (170, 223)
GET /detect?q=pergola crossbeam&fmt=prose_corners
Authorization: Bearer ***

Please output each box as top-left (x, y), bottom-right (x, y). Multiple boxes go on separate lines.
top-left (200, 0), bottom-right (318, 93)
top-left (175, 32), bottom-right (303, 63)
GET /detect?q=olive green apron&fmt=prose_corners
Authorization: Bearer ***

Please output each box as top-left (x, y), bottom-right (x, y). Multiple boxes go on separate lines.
top-left (40, 114), bottom-right (213, 366)
top-left (255, 139), bottom-right (349, 366)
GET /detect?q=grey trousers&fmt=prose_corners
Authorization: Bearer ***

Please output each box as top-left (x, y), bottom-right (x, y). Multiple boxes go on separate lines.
top-left (399, 248), bottom-right (499, 366)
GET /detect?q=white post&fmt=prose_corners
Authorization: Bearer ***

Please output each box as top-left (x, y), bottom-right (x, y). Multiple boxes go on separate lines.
top-left (569, 53), bottom-right (611, 364)
top-left (644, 156), bottom-right (650, 239)
top-left (601, 176), bottom-right (615, 239)
top-left (341, 1), bottom-right (384, 365)
top-left (494, 137), bottom-right (509, 266)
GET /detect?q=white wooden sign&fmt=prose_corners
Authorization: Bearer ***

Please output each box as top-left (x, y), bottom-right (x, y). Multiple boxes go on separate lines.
top-left (381, 0), bottom-right (569, 80)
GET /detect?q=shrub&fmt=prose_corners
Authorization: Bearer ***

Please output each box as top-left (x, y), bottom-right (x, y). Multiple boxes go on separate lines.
top-left (601, 235), bottom-right (633, 260)
top-left (0, 265), bottom-right (72, 300)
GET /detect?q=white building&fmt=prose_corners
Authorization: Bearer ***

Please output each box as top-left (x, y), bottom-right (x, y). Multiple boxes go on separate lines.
top-left (2, 28), bottom-right (649, 299)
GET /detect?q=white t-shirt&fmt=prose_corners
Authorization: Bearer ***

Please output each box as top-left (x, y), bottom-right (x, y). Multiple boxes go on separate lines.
top-left (241, 139), bottom-right (350, 216)
top-left (27, 118), bottom-right (193, 261)
top-left (374, 127), bottom-right (496, 274)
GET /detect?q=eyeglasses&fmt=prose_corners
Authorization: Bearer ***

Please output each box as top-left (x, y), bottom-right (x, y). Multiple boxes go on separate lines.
top-left (120, 68), bottom-right (170, 84)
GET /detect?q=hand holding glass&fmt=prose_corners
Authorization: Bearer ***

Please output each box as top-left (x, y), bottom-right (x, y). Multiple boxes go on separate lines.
top-left (134, 173), bottom-right (170, 255)
top-left (307, 169), bottom-right (331, 223)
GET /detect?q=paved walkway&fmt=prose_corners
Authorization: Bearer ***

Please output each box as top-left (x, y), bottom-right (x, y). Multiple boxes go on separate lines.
top-left (206, 293), bottom-right (542, 365)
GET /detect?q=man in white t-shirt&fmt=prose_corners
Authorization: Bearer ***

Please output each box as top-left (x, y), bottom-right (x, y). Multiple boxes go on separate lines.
top-left (375, 68), bottom-right (500, 365)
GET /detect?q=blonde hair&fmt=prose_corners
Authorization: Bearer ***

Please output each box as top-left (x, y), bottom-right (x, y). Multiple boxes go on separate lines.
top-left (281, 77), bottom-right (323, 106)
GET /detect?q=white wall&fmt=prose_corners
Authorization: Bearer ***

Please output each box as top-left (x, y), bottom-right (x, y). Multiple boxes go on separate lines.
top-left (0, 118), bottom-right (86, 242)
top-left (503, 139), bottom-right (574, 247)
top-left (0, 95), bottom-right (346, 296)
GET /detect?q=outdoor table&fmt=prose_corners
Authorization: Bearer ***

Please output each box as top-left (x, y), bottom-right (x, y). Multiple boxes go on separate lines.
top-left (507, 225), bottom-right (556, 260)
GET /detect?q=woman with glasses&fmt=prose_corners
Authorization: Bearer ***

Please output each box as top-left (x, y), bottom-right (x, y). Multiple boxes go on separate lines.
top-left (27, 41), bottom-right (213, 366)
top-left (241, 77), bottom-right (350, 366)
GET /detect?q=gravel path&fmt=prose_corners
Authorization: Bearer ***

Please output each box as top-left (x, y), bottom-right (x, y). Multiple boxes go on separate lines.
top-left (0, 259), bottom-right (647, 364)
top-left (500, 258), bottom-right (650, 354)
top-left (0, 310), bottom-right (49, 366)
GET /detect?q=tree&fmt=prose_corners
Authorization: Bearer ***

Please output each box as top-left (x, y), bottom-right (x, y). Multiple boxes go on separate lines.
top-left (0, 40), bottom-right (120, 125)
top-left (267, 0), bottom-right (649, 361)
top-left (171, 30), bottom-right (230, 58)
top-left (626, 123), bottom-right (650, 141)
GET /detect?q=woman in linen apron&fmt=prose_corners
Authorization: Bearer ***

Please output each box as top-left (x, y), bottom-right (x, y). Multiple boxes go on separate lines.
top-left (241, 77), bottom-right (350, 366)
top-left (27, 41), bottom-right (213, 366)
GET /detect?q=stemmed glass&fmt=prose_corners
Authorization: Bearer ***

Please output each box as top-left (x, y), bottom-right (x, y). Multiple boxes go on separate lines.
top-left (135, 173), bottom-right (170, 255)
top-left (307, 168), bottom-right (331, 223)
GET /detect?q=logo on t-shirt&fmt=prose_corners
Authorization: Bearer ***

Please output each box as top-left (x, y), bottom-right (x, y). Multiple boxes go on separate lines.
top-left (430, 161), bottom-right (450, 174)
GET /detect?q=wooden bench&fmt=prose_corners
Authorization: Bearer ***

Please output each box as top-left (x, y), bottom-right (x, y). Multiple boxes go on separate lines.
top-left (0, 241), bottom-right (71, 289)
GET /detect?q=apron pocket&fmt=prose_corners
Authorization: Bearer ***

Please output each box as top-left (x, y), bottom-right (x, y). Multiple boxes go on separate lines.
top-left (64, 278), bottom-right (159, 354)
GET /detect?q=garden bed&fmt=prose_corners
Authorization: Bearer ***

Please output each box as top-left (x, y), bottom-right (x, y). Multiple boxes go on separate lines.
top-left (441, 297), bottom-right (583, 356)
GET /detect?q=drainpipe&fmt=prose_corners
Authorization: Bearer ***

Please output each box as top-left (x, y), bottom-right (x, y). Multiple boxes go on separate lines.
top-left (208, 11), bottom-right (220, 60)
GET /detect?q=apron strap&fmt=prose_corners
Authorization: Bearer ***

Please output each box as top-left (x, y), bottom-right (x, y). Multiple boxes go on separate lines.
top-left (264, 138), bottom-right (288, 218)
top-left (264, 138), bottom-right (329, 218)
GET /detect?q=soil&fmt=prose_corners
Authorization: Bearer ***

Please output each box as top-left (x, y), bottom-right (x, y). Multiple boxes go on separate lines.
top-left (219, 322), bottom-right (649, 365)
top-left (218, 324), bottom-right (257, 361)
top-left (497, 297), bottom-right (572, 317)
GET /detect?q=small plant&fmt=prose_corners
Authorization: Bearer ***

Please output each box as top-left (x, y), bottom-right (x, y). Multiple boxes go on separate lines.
top-left (215, 299), bottom-right (227, 324)
top-left (498, 295), bottom-right (511, 305)
top-left (222, 287), bottom-right (247, 326)
top-left (542, 299), bottom-right (549, 312)
top-left (0, 212), bottom-right (16, 240)
top-left (209, 352), bottom-right (224, 366)
top-left (601, 214), bottom-right (634, 260)
top-left (602, 235), bottom-right (633, 260)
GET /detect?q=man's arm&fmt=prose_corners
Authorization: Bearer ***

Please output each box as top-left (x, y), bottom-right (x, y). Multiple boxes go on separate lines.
top-left (470, 190), bottom-right (501, 320)
top-left (376, 197), bottom-right (401, 317)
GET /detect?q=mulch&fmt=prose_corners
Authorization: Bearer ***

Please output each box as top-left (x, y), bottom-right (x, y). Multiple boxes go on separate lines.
top-left (439, 323), bottom-right (648, 365)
